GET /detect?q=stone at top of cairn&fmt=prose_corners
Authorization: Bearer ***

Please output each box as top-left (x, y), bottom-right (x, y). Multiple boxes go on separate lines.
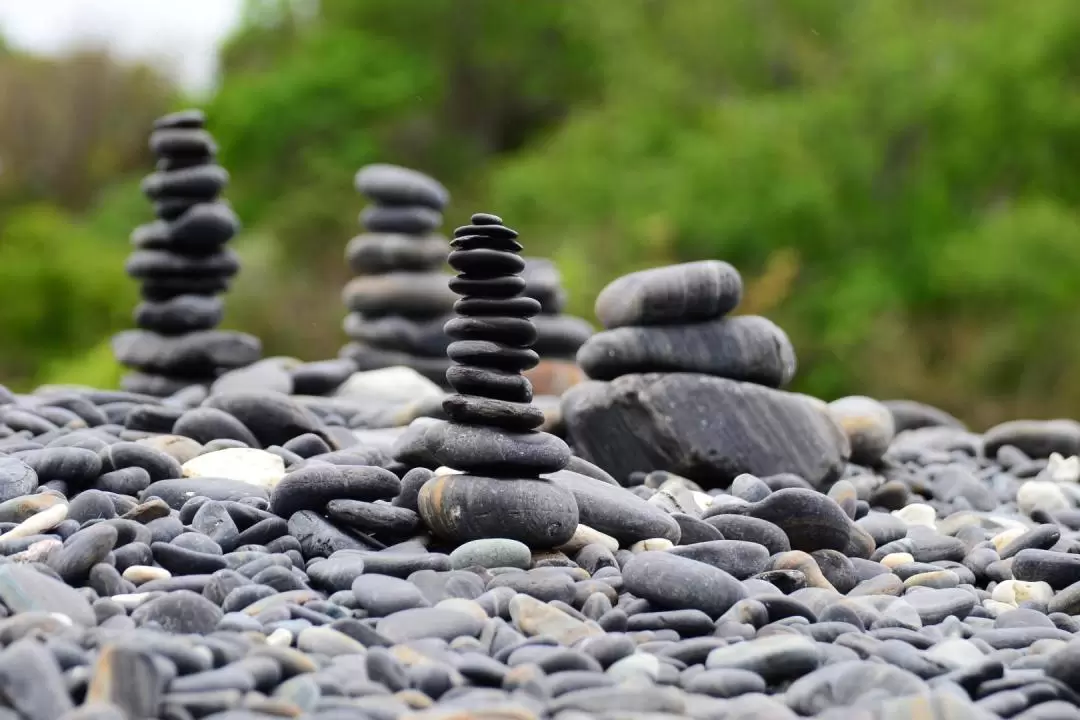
top-left (415, 213), bottom-right (579, 549)
top-left (111, 109), bottom-right (261, 397)
top-left (339, 164), bottom-right (457, 385)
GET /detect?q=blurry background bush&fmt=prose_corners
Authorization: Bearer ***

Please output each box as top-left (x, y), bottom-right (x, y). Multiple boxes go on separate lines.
top-left (1, 0), bottom-right (1079, 428)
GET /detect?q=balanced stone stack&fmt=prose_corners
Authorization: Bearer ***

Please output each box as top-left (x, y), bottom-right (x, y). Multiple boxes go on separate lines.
top-left (339, 164), bottom-right (457, 386)
top-left (112, 109), bottom-right (260, 397)
top-left (520, 257), bottom-right (594, 394)
top-left (415, 213), bottom-right (579, 548)
top-left (563, 260), bottom-right (850, 487)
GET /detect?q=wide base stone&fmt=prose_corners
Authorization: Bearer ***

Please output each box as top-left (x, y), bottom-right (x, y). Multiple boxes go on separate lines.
top-left (561, 373), bottom-right (850, 489)
top-left (418, 473), bottom-right (578, 549)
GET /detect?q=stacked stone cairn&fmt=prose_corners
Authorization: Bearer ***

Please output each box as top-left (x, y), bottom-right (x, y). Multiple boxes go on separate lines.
top-left (414, 213), bottom-right (580, 548)
top-left (112, 109), bottom-right (260, 397)
top-left (564, 260), bottom-right (851, 488)
top-left (520, 257), bottom-right (594, 395)
top-left (339, 164), bottom-right (457, 386)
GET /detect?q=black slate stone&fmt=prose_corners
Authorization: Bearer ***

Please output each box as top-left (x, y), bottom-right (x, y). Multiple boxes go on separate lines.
top-left (623, 551), bottom-right (747, 618)
top-left (594, 260), bottom-right (743, 329)
top-left (354, 163), bottom-right (450, 210)
top-left (202, 392), bottom-right (325, 447)
top-left (131, 590), bottom-right (224, 633)
top-left (547, 469), bottom-right (681, 545)
top-left (270, 465), bottom-right (400, 518)
top-left (141, 478), bottom-right (269, 509)
top-left (134, 295), bottom-right (224, 335)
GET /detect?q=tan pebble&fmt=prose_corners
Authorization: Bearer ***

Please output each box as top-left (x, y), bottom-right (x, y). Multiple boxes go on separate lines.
top-left (121, 565), bottom-right (171, 585)
top-left (630, 538), bottom-right (673, 553)
top-left (554, 524), bottom-right (619, 554)
top-left (0, 502), bottom-right (68, 542)
top-left (881, 552), bottom-right (915, 569)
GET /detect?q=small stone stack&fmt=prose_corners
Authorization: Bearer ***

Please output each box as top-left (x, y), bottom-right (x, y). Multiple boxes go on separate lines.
top-left (112, 110), bottom-right (260, 397)
top-left (416, 213), bottom-right (579, 548)
top-left (520, 258), bottom-right (593, 394)
top-left (564, 260), bottom-right (850, 487)
top-left (339, 164), bottom-right (457, 386)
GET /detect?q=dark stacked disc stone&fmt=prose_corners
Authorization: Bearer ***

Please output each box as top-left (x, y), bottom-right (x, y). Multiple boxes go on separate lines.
top-left (339, 164), bottom-right (457, 386)
top-left (111, 109), bottom-right (261, 397)
top-left (417, 213), bottom-right (579, 548)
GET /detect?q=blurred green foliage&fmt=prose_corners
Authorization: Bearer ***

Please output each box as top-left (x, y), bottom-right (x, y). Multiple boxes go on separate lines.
top-left (3, 0), bottom-right (1080, 427)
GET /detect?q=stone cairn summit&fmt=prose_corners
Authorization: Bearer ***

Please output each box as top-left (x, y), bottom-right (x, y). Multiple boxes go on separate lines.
top-left (563, 260), bottom-right (851, 488)
top-left (520, 257), bottom-right (593, 394)
top-left (415, 213), bottom-right (580, 548)
top-left (112, 109), bottom-right (261, 397)
top-left (339, 164), bottom-right (457, 386)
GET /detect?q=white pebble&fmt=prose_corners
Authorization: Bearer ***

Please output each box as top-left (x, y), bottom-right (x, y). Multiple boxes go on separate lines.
top-left (630, 538), bottom-right (673, 553)
top-left (111, 593), bottom-right (155, 610)
top-left (991, 579), bottom-right (1054, 607)
top-left (182, 448), bottom-right (286, 489)
top-left (555, 524), bottom-right (619, 554)
top-left (122, 565), bottom-right (172, 585)
top-left (0, 503), bottom-right (68, 542)
top-left (1046, 452), bottom-right (1080, 483)
top-left (266, 628), bottom-right (294, 647)
top-left (891, 503), bottom-right (936, 528)
top-left (1017, 480), bottom-right (1072, 515)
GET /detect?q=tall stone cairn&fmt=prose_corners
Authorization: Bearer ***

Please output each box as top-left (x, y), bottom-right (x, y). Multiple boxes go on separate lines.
top-left (416, 213), bottom-right (579, 548)
top-left (339, 164), bottom-right (457, 386)
top-left (112, 109), bottom-right (260, 397)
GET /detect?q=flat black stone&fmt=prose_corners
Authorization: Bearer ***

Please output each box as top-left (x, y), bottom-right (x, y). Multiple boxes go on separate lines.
top-left (360, 205), bottom-right (442, 234)
top-left (444, 316), bottom-right (537, 348)
top-left (100, 441), bottom-right (182, 481)
top-left (141, 478), bottom-right (269, 509)
top-left (173, 407), bottom-right (260, 447)
top-left (131, 220), bottom-right (171, 250)
top-left (269, 465), bottom-right (401, 518)
top-left (341, 272), bottom-right (457, 319)
top-left (454, 296), bottom-right (540, 318)
top-left (594, 260), bottom-right (743, 330)
top-left (346, 233), bottom-right (448, 275)
top-left (418, 473), bottom-right (578, 547)
top-left (343, 313), bottom-right (450, 357)
top-left (289, 358), bottom-right (357, 396)
top-left (168, 202), bottom-right (241, 252)
top-left (448, 274), bottom-right (527, 299)
top-left (141, 164), bottom-right (228, 200)
top-left (154, 109), bottom-right (205, 129)
top-left (326, 499), bottom-right (420, 538)
top-left (447, 248), bottom-right (525, 278)
top-left (354, 164), bottom-right (449, 210)
top-left (126, 249), bottom-right (239, 281)
top-left (19, 446), bottom-right (102, 485)
top-left (422, 420), bottom-right (570, 475)
top-left (150, 128), bottom-right (217, 157)
top-left (203, 392), bottom-right (326, 447)
top-left (447, 341), bottom-right (539, 373)
top-left (131, 589), bottom-right (223, 633)
top-left (50, 524), bottom-right (118, 584)
top-left (138, 275), bottom-right (230, 301)
top-left (288, 510), bottom-right (380, 559)
top-left (445, 365), bottom-right (532, 403)
top-left (530, 314), bottom-right (594, 357)
top-left (134, 295), bottom-right (224, 335)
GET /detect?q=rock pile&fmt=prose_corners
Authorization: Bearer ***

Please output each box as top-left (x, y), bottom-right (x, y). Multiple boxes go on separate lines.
top-left (112, 109), bottom-right (261, 397)
top-left (408, 213), bottom-right (580, 548)
top-left (339, 164), bottom-right (457, 386)
top-left (0, 353), bottom-right (1080, 717)
top-left (564, 260), bottom-right (850, 487)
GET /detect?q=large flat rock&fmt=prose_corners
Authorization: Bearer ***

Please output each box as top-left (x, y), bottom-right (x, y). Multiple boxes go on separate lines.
top-left (562, 373), bottom-right (849, 488)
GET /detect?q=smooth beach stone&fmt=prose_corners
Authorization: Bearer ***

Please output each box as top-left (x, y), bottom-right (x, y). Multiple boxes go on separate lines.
top-left (361, 204), bottom-right (443, 235)
top-left (351, 574), bottom-right (429, 616)
top-left (668, 540), bottom-right (770, 579)
top-left (269, 465), bottom-right (400, 518)
top-left (578, 315), bottom-right (796, 387)
top-left (173, 407), bottom-right (260, 447)
top-left (211, 358), bottom-right (295, 395)
top-left (112, 330), bottom-right (261, 375)
top-left (783, 660), bottom-right (929, 715)
top-left (418, 474), bottom-right (578, 548)
top-left (827, 396), bottom-right (895, 466)
top-left (684, 668), bottom-right (767, 698)
top-left (120, 372), bottom-right (198, 398)
top-left (141, 162), bottom-right (227, 198)
top-left (346, 233), bottom-right (448, 275)
top-left (375, 607), bottom-right (485, 644)
top-left (704, 515), bottom-right (790, 555)
top-left (325, 499), bottom-right (418, 537)
top-left (450, 539), bottom-right (532, 570)
top-left (50, 523), bottom-right (118, 584)
top-left (1012, 549), bottom-right (1080, 589)
top-left (422, 420), bottom-right (570, 475)
top-left (131, 590), bottom-right (224, 633)
top-left (562, 373), bottom-right (849, 489)
top-left (164, 202), bottom-right (239, 253)
top-left (904, 588), bottom-right (977, 624)
top-left (141, 478), bottom-right (269, 509)
top-left (594, 260), bottom-right (743, 330)
top-left (0, 564), bottom-right (95, 625)
top-left (546, 469), bottom-right (680, 545)
top-left (983, 419), bottom-right (1080, 459)
top-left (0, 457), bottom-right (37, 502)
top-left (150, 126), bottom-right (216, 155)
top-left (623, 551), bottom-right (746, 618)
top-left (441, 395), bottom-right (546, 433)
top-left (19, 447), bottom-right (102, 485)
top-left (342, 272), bottom-right (456, 319)
top-left (705, 634), bottom-right (822, 683)
top-left (202, 392), bottom-right (325, 447)
top-left (0, 638), bottom-right (74, 720)
top-left (725, 488), bottom-right (853, 553)
top-left (529, 315), bottom-right (595, 357)
top-left (125, 248), bottom-right (239, 282)
top-left (355, 164), bottom-right (449, 209)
